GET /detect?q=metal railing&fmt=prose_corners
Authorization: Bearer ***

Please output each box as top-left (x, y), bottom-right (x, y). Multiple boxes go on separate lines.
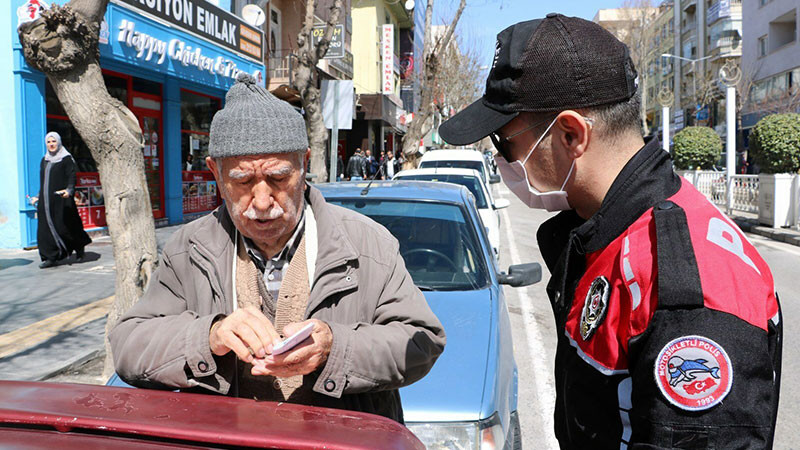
top-left (730, 175), bottom-right (760, 213)
top-left (268, 52), bottom-right (297, 85)
top-left (678, 171), bottom-right (760, 214)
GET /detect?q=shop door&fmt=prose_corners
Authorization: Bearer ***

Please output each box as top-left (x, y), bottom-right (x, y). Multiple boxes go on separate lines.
top-left (131, 91), bottom-right (165, 219)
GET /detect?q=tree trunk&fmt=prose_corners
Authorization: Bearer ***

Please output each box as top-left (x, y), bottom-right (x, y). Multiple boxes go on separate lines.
top-left (293, 0), bottom-right (343, 182)
top-left (401, 0), bottom-right (466, 169)
top-left (18, 0), bottom-right (158, 379)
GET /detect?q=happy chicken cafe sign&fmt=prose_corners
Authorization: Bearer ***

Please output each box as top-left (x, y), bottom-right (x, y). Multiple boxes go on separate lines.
top-left (117, 18), bottom-right (257, 80)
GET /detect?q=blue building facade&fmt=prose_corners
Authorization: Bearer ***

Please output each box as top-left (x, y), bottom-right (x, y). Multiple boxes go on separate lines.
top-left (2, 0), bottom-right (265, 249)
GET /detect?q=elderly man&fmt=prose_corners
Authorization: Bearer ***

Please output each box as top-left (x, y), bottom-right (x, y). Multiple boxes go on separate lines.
top-left (110, 74), bottom-right (445, 423)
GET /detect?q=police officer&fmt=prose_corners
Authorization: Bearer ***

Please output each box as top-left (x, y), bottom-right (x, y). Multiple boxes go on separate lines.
top-left (439, 14), bottom-right (781, 449)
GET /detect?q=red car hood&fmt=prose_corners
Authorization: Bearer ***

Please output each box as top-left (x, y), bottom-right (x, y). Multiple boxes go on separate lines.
top-left (0, 381), bottom-right (423, 449)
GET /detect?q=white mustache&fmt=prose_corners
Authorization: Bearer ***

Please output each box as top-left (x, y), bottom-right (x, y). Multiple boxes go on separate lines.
top-left (243, 203), bottom-right (284, 221)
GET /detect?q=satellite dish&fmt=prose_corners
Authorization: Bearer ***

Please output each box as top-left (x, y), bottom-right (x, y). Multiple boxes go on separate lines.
top-left (404, 0), bottom-right (415, 10)
top-left (242, 4), bottom-right (266, 27)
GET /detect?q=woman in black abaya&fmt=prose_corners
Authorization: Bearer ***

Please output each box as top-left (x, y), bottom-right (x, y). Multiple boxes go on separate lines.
top-left (30, 132), bottom-right (92, 268)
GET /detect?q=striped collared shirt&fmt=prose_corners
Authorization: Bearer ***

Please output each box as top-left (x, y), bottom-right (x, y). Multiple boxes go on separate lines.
top-left (243, 211), bottom-right (306, 302)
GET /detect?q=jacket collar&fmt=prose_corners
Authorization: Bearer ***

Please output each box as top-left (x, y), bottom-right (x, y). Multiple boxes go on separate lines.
top-left (538, 137), bottom-right (681, 266)
top-left (305, 184), bottom-right (360, 276)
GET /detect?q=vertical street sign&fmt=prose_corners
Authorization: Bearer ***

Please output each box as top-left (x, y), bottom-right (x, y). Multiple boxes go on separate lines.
top-left (382, 24), bottom-right (394, 95)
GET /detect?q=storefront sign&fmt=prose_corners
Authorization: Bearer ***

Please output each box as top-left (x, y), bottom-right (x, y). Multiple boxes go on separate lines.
top-left (182, 171), bottom-right (220, 214)
top-left (382, 24), bottom-right (394, 95)
top-left (115, 0), bottom-right (263, 61)
top-left (117, 18), bottom-right (258, 80)
top-left (312, 24), bottom-right (344, 59)
top-left (75, 173), bottom-right (107, 228)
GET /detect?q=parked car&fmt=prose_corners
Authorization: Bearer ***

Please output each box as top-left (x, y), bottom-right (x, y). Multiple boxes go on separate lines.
top-left (392, 167), bottom-right (509, 257)
top-left (418, 149), bottom-right (501, 187)
top-left (0, 380), bottom-right (424, 449)
top-left (318, 181), bottom-right (541, 450)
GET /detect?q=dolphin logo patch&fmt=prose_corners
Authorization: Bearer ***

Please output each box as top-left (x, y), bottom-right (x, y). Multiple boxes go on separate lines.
top-left (654, 335), bottom-right (733, 411)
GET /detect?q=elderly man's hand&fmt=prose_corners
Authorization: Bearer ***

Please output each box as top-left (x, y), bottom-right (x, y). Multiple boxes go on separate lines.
top-left (209, 306), bottom-right (282, 363)
top-left (250, 319), bottom-right (333, 378)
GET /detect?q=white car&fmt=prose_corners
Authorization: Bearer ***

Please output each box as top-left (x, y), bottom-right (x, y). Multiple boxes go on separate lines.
top-left (393, 167), bottom-right (509, 255)
top-left (418, 149), bottom-right (500, 188)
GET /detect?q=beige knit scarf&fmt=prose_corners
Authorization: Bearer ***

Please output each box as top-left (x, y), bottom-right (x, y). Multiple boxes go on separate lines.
top-left (235, 232), bottom-right (313, 402)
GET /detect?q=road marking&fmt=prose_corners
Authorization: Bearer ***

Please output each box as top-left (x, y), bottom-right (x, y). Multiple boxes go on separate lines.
top-left (0, 296), bottom-right (113, 359)
top-left (501, 207), bottom-right (558, 450)
top-left (748, 233), bottom-right (800, 257)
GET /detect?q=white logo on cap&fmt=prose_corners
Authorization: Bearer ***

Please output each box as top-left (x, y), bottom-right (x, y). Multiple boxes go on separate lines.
top-left (492, 40), bottom-right (502, 70)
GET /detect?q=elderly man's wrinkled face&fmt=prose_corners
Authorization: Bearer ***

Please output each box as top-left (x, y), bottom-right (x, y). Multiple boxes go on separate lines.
top-left (208, 152), bottom-right (306, 251)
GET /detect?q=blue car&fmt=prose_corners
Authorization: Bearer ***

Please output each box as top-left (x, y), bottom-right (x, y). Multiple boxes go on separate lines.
top-left (318, 181), bottom-right (541, 450)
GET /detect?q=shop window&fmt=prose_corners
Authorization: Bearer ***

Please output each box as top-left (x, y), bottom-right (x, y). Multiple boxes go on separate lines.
top-left (104, 73), bottom-right (128, 104)
top-left (180, 89), bottom-right (222, 215)
top-left (180, 89), bottom-right (220, 172)
top-left (45, 80), bottom-right (96, 172)
top-left (132, 77), bottom-right (162, 97)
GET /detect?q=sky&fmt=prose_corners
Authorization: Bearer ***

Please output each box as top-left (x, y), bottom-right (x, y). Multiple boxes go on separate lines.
top-left (433, 0), bottom-right (627, 68)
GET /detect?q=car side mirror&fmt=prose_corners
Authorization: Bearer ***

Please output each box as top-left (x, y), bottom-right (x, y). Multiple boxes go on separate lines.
top-left (489, 174), bottom-right (501, 184)
top-left (493, 198), bottom-right (510, 210)
top-left (498, 263), bottom-right (542, 287)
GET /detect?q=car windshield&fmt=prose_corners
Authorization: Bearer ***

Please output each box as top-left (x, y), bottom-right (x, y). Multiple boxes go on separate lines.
top-left (396, 175), bottom-right (488, 209)
top-left (326, 199), bottom-right (490, 291)
top-left (419, 160), bottom-right (485, 180)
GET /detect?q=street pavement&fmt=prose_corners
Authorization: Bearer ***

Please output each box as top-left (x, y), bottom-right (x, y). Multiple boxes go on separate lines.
top-left (497, 185), bottom-right (800, 449)
top-left (1, 189), bottom-right (799, 447)
top-left (0, 225), bottom-right (178, 381)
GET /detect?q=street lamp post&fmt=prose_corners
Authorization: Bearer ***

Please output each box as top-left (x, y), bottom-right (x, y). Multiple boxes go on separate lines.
top-left (719, 60), bottom-right (742, 214)
top-left (657, 87), bottom-right (674, 152)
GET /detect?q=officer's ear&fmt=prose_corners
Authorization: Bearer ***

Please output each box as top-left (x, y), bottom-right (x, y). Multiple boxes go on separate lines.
top-left (554, 111), bottom-right (592, 160)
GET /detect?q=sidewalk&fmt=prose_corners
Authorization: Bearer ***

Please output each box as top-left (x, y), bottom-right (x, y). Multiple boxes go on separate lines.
top-left (730, 213), bottom-right (800, 247)
top-left (0, 224), bottom-right (180, 382)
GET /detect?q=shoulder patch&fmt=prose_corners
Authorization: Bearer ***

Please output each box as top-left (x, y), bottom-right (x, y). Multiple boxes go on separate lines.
top-left (654, 335), bottom-right (733, 411)
top-left (580, 276), bottom-right (610, 341)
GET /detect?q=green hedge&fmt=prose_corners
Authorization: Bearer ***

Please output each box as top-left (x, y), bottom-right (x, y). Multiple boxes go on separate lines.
top-left (749, 113), bottom-right (800, 174)
top-left (672, 126), bottom-right (722, 170)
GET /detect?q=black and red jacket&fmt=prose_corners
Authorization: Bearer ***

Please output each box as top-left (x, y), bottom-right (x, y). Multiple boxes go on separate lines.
top-left (537, 138), bottom-right (782, 449)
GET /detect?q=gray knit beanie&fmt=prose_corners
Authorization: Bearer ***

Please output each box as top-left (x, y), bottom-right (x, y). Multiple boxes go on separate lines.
top-left (208, 73), bottom-right (308, 157)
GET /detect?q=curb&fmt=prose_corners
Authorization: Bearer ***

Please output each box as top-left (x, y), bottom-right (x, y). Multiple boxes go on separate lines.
top-left (38, 347), bottom-right (103, 381)
top-left (733, 218), bottom-right (800, 248)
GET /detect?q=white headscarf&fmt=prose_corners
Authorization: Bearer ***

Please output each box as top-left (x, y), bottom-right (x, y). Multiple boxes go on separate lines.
top-left (44, 131), bottom-right (72, 163)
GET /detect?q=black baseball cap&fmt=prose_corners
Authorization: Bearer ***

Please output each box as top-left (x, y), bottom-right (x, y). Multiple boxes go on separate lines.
top-left (439, 13), bottom-right (639, 146)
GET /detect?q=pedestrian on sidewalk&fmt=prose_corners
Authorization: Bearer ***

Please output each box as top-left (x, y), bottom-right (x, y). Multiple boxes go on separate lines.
top-left (439, 14), bottom-right (781, 448)
top-left (346, 148), bottom-right (364, 180)
top-left (29, 131), bottom-right (91, 269)
top-left (110, 73), bottom-right (445, 423)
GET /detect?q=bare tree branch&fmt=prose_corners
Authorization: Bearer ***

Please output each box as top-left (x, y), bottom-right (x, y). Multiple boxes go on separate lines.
top-left (293, 0), bottom-right (344, 181)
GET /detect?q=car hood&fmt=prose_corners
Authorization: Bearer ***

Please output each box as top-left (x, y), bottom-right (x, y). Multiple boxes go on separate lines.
top-left (401, 289), bottom-right (493, 423)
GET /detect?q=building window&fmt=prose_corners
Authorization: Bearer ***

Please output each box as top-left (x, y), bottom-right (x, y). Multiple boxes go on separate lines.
top-left (758, 35), bottom-right (768, 56)
top-left (180, 90), bottom-right (221, 172)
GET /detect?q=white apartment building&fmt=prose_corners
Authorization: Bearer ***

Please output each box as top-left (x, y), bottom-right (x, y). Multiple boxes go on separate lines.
top-left (741, 0), bottom-right (799, 133)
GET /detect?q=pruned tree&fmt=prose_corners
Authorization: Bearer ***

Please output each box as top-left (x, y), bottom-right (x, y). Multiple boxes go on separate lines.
top-left (293, 0), bottom-right (344, 182)
top-left (432, 34), bottom-right (483, 131)
top-left (616, 0), bottom-right (657, 134)
top-left (17, 0), bottom-right (158, 378)
top-left (401, 0), bottom-right (467, 169)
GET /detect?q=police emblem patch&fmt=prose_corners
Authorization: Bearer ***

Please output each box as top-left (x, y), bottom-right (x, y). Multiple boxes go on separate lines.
top-left (654, 335), bottom-right (733, 411)
top-left (580, 276), bottom-right (610, 340)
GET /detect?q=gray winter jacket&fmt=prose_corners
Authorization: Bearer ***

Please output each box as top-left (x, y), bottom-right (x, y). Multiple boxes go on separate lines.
top-left (110, 185), bottom-right (446, 422)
